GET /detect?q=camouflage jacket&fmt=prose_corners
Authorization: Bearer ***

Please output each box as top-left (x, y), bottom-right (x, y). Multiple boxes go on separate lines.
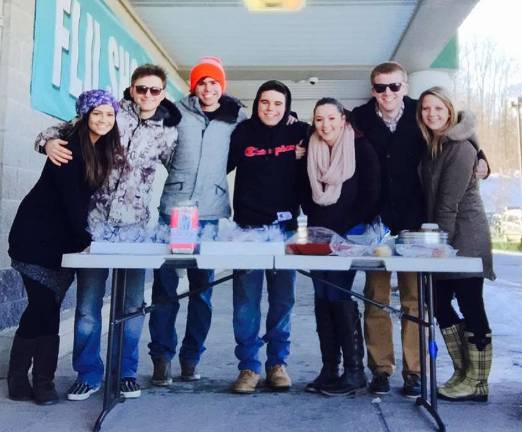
top-left (34, 92), bottom-right (181, 241)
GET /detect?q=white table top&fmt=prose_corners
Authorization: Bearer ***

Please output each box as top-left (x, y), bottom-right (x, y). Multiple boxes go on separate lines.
top-left (62, 252), bottom-right (483, 273)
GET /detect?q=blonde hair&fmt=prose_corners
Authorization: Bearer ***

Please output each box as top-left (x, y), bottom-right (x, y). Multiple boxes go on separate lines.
top-left (416, 86), bottom-right (458, 157)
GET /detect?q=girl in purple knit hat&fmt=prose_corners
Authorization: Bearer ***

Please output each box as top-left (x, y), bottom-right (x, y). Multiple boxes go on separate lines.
top-left (7, 89), bottom-right (122, 405)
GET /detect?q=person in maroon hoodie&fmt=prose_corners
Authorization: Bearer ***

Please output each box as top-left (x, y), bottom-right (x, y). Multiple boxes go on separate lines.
top-left (227, 80), bottom-right (308, 394)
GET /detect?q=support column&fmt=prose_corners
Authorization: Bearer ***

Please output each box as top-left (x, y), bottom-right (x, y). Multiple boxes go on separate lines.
top-left (408, 70), bottom-right (455, 99)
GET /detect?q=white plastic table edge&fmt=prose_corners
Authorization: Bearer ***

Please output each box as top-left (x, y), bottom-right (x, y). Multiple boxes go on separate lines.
top-left (275, 255), bottom-right (482, 272)
top-left (61, 253), bottom-right (274, 270)
top-left (63, 253), bottom-right (483, 273)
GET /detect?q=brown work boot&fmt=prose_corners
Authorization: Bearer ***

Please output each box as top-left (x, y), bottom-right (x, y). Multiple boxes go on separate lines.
top-left (231, 370), bottom-right (260, 394)
top-left (151, 358), bottom-right (172, 386)
top-left (266, 364), bottom-right (292, 391)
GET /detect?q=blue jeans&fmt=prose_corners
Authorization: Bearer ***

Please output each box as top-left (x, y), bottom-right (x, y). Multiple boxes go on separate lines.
top-left (73, 268), bottom-right (145, 387)
top-left (233, 269), bottom-right (296, 373)
top-left (311, 270), bottom-right (357, 302)
top-left (148, 220), bottom-right (216, 366)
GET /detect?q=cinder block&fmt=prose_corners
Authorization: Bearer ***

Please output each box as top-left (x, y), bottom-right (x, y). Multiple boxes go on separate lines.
top-left (0, 298), bottom-right (27, 331)
top-left (2, 165), bottom-right (18, 200)
top-left (0, 198), bottom-right (20, 236)
top-left (9, 2), bottom-right (35, 40)
top-left (0, 234), bottom-right (10, 268)
top-left (0, 268), bottom-right (24, 303)
top-left (6, 68), bottom-right (31, 103)
top-left (20, 40), bottom-right (35, 75)
top-left (3, 127), bottom-right (42, 170)
top-left (17, 167), bottom-right (40, 198)
top-left (11, 0), bottom-right (35, 16)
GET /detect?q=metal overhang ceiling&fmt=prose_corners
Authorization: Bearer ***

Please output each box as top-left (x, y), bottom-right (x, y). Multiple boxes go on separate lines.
top-left (129, 0), bottom-right (417, 73)
top-left (126, 0), bottom-right (479, 117)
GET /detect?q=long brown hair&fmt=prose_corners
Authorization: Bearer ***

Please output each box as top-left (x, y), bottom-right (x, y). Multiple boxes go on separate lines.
top-left (73, 112), bottom-right (122, 189)
top-left (416, 86), bottom-right (458, 158)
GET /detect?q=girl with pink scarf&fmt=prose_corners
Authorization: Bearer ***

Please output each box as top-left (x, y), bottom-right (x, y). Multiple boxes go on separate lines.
top-left (301, 98), bottom-right (380, 396)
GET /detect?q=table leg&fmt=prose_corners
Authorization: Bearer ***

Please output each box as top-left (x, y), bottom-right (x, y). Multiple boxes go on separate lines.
top-left (426, 274), bottom-right (439, 410)
top-left (93, 269), bottom-right (127, 432)
top-left (415, 272), bottom-right (445, 432)
top-left (417, 273), bottom-right (428, 400)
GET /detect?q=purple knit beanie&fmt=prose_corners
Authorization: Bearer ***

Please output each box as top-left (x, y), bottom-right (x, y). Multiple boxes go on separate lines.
top-left (76, 89), bottom-right (120, 117)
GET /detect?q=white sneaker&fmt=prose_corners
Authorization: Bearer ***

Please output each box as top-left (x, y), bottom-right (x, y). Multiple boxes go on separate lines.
top-left (67, 381), bottom-right (100, 401)
top-left (120, 377), bottom-right (141, 398)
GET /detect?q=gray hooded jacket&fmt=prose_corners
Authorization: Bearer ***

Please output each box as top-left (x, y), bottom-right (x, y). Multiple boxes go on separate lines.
top-left (421, 111), bottom-right (495, 280)
top-left (159, 94), bottom-right (247, 220)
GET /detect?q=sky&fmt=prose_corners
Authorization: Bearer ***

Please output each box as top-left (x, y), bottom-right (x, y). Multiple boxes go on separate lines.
top-left (459, 0), bottom-right (522, 63)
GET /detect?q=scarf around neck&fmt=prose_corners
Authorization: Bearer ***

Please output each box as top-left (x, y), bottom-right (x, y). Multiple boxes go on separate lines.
top-left (307, 122), bottom-right (356, 206)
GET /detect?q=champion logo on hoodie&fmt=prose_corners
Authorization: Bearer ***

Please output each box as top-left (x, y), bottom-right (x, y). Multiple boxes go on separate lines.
top-left (244, 144), bottom-right (296, 157)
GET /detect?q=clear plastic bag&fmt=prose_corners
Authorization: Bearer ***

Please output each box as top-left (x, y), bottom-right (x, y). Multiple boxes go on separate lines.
top-left (395, 244), bottom-right (458, 258)
top-left (329, 237), bottom-right (372, 257)
top-left (208, 220), bottom-right (285, 242)
top-left (339, 217), bottom-right (395, 256)
top-left (286, 226), bottom-right (340, 255)
top-left (344, 217), bottom-right (391, 246)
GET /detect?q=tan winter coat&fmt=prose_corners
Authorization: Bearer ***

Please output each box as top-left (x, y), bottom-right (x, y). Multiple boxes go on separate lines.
top-left (421, 111), bottom-right (495, 280)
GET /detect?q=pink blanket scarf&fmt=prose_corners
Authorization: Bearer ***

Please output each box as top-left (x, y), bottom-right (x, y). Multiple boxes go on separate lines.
top-left (307, 122), bottom-right (356, 206)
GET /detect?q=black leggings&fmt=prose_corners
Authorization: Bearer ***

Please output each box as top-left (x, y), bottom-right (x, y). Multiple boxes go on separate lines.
top-left (16, 275), bottom-right (63, 339)
top-left (434, 277), bottom-right (490, 338)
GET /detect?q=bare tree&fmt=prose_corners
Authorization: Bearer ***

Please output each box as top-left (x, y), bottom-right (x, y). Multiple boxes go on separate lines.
top-left (455, 34), bottom-right (521, 173)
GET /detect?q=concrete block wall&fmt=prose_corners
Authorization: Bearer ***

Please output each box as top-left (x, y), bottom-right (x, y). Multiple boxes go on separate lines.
top-left (0, 0), bottom-right (55, 329)
top-left (0, 0), bottom-right (187, 330)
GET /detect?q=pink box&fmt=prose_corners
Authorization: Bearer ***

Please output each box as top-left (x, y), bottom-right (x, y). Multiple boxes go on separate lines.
top-left (170, 206), bottom-right (199, 254)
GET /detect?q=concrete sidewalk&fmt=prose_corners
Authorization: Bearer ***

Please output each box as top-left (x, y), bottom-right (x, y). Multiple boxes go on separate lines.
top-left (0, 267), bottom-right (521, 432)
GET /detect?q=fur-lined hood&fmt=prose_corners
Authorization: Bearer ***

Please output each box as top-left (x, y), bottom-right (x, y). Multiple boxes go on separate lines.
top-left (445, 110), bottom-right (477, 142)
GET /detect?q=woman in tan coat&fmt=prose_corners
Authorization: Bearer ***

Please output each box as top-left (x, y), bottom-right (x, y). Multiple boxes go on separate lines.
top-left (417, 87), bottom-right (495, 403)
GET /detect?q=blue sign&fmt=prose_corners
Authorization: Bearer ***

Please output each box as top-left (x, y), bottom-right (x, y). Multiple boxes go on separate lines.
top-left (31, 0), bottom-right (184, 120)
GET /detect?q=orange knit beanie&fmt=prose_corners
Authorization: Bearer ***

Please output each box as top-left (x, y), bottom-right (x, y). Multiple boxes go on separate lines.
top-left (189, 56), bottom-right (226, 94)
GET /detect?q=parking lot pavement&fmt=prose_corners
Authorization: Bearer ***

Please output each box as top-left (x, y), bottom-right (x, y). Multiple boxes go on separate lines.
top-left (1, 254), bottom-right (521, 431)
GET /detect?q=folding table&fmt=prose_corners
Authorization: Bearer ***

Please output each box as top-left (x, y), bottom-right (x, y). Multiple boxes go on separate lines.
top-left (62, 252), bottom-right (482, 432)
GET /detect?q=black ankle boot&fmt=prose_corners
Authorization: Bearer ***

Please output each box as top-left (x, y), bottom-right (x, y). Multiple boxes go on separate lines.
top-left (306, 297), bottom-right (340, 393)
top-left (320, 300), bottom-right (367, 396)
top-left (306, 364), bottom-right (340, 393)
top-left (7, 335), bottom-right (36, 401)
top-left (32, 335), bottom-right (60, 405)
top-left (320, 368), bottom-right (368, 396)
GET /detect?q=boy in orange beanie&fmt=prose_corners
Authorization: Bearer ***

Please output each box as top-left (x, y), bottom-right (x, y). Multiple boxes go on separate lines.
top-left (148, 56), bottom-right (247, 386)
top-left (189, 56), bottom-right (227, 94)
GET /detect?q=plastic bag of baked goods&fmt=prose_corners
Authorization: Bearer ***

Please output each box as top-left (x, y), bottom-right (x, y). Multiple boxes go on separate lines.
top-left (395, 244), bottom-right (457, 258)
top-left (330, 234), bottom-right (372, 256)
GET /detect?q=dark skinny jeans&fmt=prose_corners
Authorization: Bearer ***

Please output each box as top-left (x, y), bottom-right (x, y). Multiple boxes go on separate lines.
top-left (17, 275), bottom-right (62, 339)
top-left (434, 277), bottom-right (490, 338)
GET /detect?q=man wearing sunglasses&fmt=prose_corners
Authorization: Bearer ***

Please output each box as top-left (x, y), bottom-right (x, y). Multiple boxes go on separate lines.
top-left (34, 64), bottom-right (181, 401)
top-left (148, 57), bottom-right (247, 386)
top-left (351, 61), bottom-right (489, 399)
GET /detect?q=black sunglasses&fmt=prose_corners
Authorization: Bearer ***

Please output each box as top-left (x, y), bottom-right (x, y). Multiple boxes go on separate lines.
top-left (133, 85), bottom-right (164, 96)
top-left (373, 83), bottom-right (403, 93)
